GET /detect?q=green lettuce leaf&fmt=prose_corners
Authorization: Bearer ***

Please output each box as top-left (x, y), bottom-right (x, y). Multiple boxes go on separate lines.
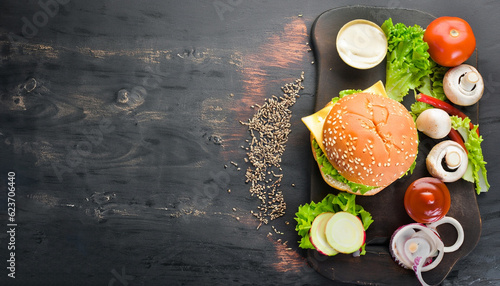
top-left (294, 193), bottom-right (374, 252)
top-left (410, 101), bottom-right (432, 120)
top-left (450, 116), bottom-right (490, 194)
top-left (416, 61), bottom-right (448, 101)
top-left (339, 89), bottom-right (363, 98)
top-left (313, 139), bottom-right (378, 195)
top-left (381, 18), bottom-right (432, 102)
top-left (410, 61), bottom-right (449, 119)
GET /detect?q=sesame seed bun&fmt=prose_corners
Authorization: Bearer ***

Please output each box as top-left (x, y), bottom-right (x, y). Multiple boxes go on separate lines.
top-left (318, 92), bottom-right (418, 195)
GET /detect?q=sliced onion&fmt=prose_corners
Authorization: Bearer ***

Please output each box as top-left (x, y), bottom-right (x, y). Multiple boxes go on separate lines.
top-left (390, 223), bottom-right (421, 269)
top-left (309, 212), bottom-right (339, 256)
top-left (390, 224), bottom-right (445, 272)
top-left (404, 236), bottom-right (431, 262)
top-left (325, 212), bottom-right (365, 254)
top-left (392, 219), bottom-right (464, 284)
top-left (413, 256), bottom-right (431, 286)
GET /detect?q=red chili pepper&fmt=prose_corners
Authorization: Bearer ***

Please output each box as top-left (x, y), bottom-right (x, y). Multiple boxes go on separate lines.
top-left (416, 93), bottom-right (479, 136)
top-left (448, 128), bottom-right (468, 154)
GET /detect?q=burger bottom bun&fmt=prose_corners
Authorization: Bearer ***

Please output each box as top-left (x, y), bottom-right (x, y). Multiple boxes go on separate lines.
top-left (311, 135), bottom-right (385, 196)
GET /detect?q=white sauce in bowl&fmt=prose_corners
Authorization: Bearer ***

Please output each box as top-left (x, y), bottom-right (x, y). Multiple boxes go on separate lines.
top-left (336, 20), bottom-right (388, 69)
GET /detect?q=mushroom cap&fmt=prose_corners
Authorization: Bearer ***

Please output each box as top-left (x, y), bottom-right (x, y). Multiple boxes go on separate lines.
top-left (416, 108), bottom-right (452, 139)
top-left (443, 64), bottom-right (484, 106)
top-left (426, 140), bottom-right (468, 182)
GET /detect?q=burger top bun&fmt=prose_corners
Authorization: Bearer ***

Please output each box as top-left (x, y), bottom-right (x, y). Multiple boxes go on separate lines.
top-left (322, 92), bottom-right (418, 189)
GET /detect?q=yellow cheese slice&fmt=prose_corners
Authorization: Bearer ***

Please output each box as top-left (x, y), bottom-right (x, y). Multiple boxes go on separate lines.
top-left (301, 81), bottom-right (386, 153)
top-left (301, 102), bottom-right (333, 152)
top-left (363, 80), bottom-right (387, 98)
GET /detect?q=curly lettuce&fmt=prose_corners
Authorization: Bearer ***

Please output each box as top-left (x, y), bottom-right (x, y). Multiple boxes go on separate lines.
top-left (416, 61), bottom-right (449, 101)
top-left (381, 18), bottom-right (433, 102)
top-left (312, 139), bottom-right (378, 195)
top-left (338, 89), bottom-right (362, 98)
top-left (451, 116), bottom-right (490, 194)
top-left (410, 61), bottom-right (449, 119)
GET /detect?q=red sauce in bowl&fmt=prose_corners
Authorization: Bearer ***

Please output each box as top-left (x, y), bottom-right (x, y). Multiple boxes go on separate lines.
top-left (404, 177), bottom-right (451, 223)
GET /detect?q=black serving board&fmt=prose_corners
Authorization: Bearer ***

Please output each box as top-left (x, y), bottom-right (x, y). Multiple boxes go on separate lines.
top-left (307, 6), bottom-right (481, 286)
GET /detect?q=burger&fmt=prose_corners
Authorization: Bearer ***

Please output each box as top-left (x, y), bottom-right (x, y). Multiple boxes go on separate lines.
top-left (302, 81), bottom-right (418, 196)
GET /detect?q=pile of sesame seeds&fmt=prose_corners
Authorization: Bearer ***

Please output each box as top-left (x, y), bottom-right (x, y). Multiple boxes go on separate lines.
top-left (240, 72), bottom-right (305, 229)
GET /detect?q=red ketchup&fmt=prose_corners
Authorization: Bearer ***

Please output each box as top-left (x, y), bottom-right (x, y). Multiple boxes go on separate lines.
top-left (404, 177), bottom-right (451, 223)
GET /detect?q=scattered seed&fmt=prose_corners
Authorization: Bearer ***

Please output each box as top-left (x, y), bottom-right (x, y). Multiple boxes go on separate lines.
top-left (241, 72), bottom-right (305, 226)
top-left (272, 225), bottom-right (284, 235)
top-left (227, 189), bottom-right (231, 193)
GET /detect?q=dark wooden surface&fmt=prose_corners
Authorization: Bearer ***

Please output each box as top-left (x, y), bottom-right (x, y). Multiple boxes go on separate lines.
top-left (0, 1), bottom-right (498, 285)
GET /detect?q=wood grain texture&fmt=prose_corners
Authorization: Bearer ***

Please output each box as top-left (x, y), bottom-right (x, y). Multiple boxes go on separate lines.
top-left (0, 0), bottom-right (499, 285)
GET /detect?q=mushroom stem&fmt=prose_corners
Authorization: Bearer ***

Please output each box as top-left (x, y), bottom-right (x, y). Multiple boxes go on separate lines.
top-left (445, 150), bottom-right (461, 169)
top-left (459, 71), bottom-right (479, 92)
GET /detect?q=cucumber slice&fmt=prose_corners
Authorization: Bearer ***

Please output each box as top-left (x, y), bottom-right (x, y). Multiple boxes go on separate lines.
top-left (310, 212), bottom-right (339, 256)
top-left (325, 212), bottom-right (366, 254)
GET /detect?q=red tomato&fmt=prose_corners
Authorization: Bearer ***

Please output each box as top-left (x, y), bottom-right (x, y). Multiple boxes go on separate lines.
top-left (423, 16), bottom-right (476, 67)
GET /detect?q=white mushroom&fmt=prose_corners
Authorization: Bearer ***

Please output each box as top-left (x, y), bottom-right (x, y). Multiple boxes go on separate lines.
top-left (443, 64), bottom-right (484, 106)
top-left (416, 108), bottom-right (451, 139)
top-left (426, 140), bottom-right (468, 182)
